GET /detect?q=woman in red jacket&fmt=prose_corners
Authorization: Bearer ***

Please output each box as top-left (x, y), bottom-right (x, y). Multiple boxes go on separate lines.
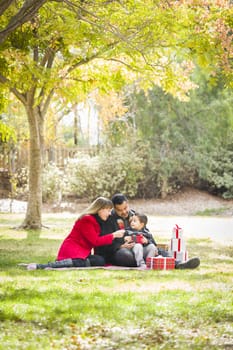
top-left (28, 197), bottom-right (124, 270)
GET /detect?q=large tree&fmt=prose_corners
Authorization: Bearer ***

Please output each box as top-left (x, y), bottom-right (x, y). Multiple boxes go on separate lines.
top-left (0, 0), bottom-right (232, 228)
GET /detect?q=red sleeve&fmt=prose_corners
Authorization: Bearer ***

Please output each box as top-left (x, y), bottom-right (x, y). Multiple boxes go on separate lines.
top-left (78, 215), bottom-right (114, 247)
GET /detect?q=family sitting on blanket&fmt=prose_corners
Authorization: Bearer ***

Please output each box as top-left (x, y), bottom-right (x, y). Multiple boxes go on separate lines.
top-left (27, 193), bottom-right (200, 270)
top-left (96, 193), bottom-right (200, 269)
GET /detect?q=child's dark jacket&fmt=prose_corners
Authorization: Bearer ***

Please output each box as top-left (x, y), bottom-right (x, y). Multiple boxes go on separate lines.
top-left (121, 227), bottom-right (157, 246)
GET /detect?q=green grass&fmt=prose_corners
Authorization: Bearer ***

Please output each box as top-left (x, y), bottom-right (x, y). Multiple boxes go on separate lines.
top-left (0, 214), bottom-right (232, 349)
top-left (195, 207), bottom-right (231, 216)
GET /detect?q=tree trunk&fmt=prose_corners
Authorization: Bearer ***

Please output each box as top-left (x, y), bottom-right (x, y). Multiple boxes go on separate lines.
top-left (22, 105), bottom-right (44, 229)
top-left (160, 176), bottom-right (168, 200)
top-left (73, 104), bottom-right (78, 146)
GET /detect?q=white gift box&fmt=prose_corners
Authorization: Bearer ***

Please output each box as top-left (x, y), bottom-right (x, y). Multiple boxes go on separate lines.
top-left (173, 251), bottom-right (189, 262)
top-left (172, 224), bottom-right (183, 239)
top-left (171, 238), bottom-right (186, 252)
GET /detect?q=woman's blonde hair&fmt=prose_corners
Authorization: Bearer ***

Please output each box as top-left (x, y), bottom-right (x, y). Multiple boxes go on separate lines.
top-left (78, 197), bottom-right (113, 219)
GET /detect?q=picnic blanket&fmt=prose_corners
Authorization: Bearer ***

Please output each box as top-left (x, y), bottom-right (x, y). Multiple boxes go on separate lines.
top-left (17, 263), bottom-right (146, 271)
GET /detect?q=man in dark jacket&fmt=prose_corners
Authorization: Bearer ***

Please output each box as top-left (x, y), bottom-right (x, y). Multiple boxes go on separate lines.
top-left (95, 193), bottom-right (137, 266)
top-left (96, 193), bottom-right (200, 269)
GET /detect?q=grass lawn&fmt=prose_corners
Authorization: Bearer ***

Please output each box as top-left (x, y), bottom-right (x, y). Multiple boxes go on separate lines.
top-left (0, 213), bottom-right (232, 350)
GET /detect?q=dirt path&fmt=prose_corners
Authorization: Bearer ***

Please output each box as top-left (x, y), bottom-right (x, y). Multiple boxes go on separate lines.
top-left (48, 188), bottom-right (233, 245)
top-left (129, 188), bottom-right (233, 216)
top-left (42, 188), bottom-right (233, 216)
top-left (1, 188), bottom-right (232, 245)
top-left (148, 216), bottom-right (233, 245)
top-left (1, 187), bottom-right (232, 217)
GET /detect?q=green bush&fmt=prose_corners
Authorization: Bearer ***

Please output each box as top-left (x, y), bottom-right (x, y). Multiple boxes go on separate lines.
top-left (98, 146), bottom-right (145, 197)
top-left (42, 163), bottom-right (66, 203)
top-left (39, 142), bottom-right (198, 202)
top-left (197, 146), bottom-right (233, 199)
top-left (64, 154), bottom-right (100, 199)
top-left (63, 146), bottom-right (145, 199)
top-left (10, 167), bottom-right (29, 200)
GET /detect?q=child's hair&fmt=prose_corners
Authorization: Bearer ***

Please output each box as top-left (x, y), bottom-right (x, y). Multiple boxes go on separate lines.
top-left (130, 212), bottom-right (148, 227)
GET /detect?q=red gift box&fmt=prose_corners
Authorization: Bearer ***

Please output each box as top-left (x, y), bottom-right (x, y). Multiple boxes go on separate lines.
top-left (132, 234), bottom-right (144, 244)
top-left (146, 256), bottom-right (175, 270)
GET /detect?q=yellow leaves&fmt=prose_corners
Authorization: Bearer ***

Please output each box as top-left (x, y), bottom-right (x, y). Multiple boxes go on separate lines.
top-left (1, 0), bottom-right (232, 108)
top-left (94, 90), bottom-right (128, 127)
top-left (0, 121), bottom-right (16, 143)
top-left (214, 18), bottom-right (233, 71)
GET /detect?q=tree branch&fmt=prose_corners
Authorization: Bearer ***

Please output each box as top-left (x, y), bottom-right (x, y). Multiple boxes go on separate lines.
top-left (66, 39), bottom-right (120, 78)
top-left (41, 89), bottom-right (54, 116)
top-left (36, 49), bottom-right (56, 115)
top-left (0, 0), bottom-right (14, 17)
top-left (0, 0), bottom-right (47, 44)
top-left (62, 0), bottom-right (162, 72)
top-left (0, 73), bottom-right (27, 105)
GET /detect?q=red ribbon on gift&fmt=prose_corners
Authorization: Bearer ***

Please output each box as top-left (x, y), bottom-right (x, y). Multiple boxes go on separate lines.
top-left (171, 238), bottom-right (183, 252)
top-left (174, 224), bottom-right (182, 238)
top-left (178, 238), bottom-right (181, 251)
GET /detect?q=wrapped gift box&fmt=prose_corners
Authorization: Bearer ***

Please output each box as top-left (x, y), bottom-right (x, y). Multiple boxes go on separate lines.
top-left (173, 251), bottom-right (188, 262)
top-left (172, 224), bottom-right (183, 239)
top-left (157, 243), bottom-right (169, 251)
top-left (171, 238), bottom-right (186, 252)
top-left (170, 224), bottom-right (188, 262)
top-left (146, 256), bottom-right (175, 270)
top-left (132, 234), bottom-right (144, 244)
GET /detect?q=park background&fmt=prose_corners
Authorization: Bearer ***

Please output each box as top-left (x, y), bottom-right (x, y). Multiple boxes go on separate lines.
top-left (0, 1), bottom-right (233, 349)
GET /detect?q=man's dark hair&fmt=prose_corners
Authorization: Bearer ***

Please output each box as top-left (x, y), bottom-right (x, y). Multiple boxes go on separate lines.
top-left (111, 193), bottom-right (128, 206)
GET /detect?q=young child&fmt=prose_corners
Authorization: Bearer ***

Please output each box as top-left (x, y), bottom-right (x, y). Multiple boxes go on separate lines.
top-left (124, 213), bottom-right (158, 269)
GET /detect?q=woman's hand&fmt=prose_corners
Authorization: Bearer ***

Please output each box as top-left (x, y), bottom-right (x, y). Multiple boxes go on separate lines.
top-left (113, 229), bottom-right (125, 238)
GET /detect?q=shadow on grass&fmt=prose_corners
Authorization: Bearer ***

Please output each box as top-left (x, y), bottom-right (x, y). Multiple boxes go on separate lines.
top-left (25, 229), bottom-right (41, 240)
top-left (0, 237), bottom-right (60, 269)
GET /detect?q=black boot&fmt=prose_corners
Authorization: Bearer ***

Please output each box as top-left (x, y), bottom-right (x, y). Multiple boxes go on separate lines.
top-left (175, 257), bottom-right (200, 269)
top-left (36, 258), bottom-right (74, 269)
